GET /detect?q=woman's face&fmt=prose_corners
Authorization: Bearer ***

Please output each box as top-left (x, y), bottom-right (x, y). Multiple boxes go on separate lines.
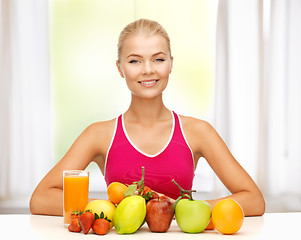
top-left (117, 33), bottom-right (173, 99)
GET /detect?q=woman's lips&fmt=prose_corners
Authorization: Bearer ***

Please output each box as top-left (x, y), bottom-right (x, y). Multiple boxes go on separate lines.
top-left (138, 79), bottom-right (159, 87)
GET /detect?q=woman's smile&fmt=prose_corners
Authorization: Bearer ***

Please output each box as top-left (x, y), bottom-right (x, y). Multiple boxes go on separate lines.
top-left (138, 79), bottom-right (159, 87)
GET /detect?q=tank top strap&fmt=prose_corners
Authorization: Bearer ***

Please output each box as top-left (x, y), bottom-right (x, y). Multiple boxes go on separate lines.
top-left (171, 111), bottom-right (185, 141)
top-left (171, 111), bottom-right (194, 153)
top-left (107, 114), bottom-right (127, 151)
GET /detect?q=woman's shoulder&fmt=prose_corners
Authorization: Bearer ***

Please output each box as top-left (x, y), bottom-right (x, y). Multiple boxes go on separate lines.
top-left (83, 117), bottom-right (117, 140)
top-left (177, 114), bottom-right (218, 155)
top-left (178, 114), bottom-right (214, 134)
top-left (89, 118), bottom-right (117, 129)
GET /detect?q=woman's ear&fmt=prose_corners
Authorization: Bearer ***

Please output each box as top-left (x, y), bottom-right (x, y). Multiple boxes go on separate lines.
top-left (169, 56), bottom-right (174, 74)
top-left (116, 60), bottom-right (125, 78)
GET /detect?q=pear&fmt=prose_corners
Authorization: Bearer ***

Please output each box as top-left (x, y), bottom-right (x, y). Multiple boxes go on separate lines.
top-left (113, 195), bottom-right (146, 234)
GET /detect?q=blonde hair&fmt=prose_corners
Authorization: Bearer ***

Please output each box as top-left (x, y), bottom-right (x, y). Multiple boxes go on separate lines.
top-left (117, 19), bottom-right (172, 61)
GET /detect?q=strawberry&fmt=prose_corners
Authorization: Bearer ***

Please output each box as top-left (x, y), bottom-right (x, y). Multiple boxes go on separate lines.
top-left (92, 212), bottom-right (111, 235)
top-left (79, 210), bottom-right (95, 234)
top-left (70, 210), bottom-right (80, 222)
top-left (143, 186), bottom-right (152, 195)
top-left (93, 218), bottom-right (110, 235)
top-left (151, 191), bottom-right (159, 200)
top-left (68, 218), bottom-right (81, 232)
top-left (143, 186), bottom-right (159, 200)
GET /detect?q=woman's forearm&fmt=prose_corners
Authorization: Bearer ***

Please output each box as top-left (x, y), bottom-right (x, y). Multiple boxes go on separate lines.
top-left (206, 190), bottom-right (265, 217)
top-left (30, 186), bottom-right (99, 216)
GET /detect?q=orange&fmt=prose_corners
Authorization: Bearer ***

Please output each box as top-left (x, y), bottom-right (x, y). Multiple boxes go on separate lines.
top-left (205, 218), bottom-right (215, 230)
top-left (107, 182), bottom-right (128, 204)
top-left (212, 198), bottom-right (244, 234)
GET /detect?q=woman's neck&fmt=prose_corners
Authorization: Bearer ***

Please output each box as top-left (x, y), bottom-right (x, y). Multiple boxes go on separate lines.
top-left (125, 94), bottom-right (171, 123)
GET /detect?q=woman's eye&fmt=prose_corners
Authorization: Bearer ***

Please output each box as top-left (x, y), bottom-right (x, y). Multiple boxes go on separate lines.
top-left (155, 58), bottom-right (165, 62)
top-left (129, 60), bottom-right (139, 64)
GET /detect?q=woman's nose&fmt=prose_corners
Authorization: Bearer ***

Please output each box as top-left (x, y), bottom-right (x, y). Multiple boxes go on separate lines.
top-left (142, 61), bottom-right (154, 75)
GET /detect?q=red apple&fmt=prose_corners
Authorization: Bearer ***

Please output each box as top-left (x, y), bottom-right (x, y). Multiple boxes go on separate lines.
top-left (146, 195), bottom-right (175, 232)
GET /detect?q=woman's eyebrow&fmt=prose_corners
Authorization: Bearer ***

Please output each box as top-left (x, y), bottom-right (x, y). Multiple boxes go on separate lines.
top-left (152, 51), bottom-right (166, 57)
top-left (127, 54), bottom-right (142, 58)
top-left (126, 52), bottom-right (166, 59)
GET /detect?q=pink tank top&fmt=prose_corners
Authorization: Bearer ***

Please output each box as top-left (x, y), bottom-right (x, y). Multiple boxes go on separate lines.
top-left (104, 111), bottom-right (195, 200)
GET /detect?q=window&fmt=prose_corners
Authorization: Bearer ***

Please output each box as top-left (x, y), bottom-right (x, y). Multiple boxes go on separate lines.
top-left (50, 0), bottom-right (217, 192)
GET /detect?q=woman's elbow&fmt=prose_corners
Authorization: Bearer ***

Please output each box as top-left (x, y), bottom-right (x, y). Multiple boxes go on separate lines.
top-left (257, 195), bottom-right (266, 216)
top-left (251, 191), bottom-right (266, 216)
top-left (29, 197), bottom-right (37, 215)
top-left (29, 193), bottom-right (41, 215)
top-left (29, 186), bottom-right (63, 216)
top-left (29, 188), bottom-right (45, 215)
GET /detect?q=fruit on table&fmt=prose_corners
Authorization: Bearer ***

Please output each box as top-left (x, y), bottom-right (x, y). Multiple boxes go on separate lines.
top-left (93, 218), bottom-right (110, 235)
top-left (212, 198), bottom-right (244, 234)
top-left (67, 210), bottom-right (112, 235)
top-left (79, 210), bottom-right (95, 234)
top-left (113, 195), bottom-right (146, 234)
top-left (172, 179), bottom-right (211, 233)
top-left (146, 195), bottom-right (174, 232)
top-left (205, 218), bottom-right (215, 230)
top-left (143, 186), bottom-right (159, 201)
top-left (92, 212), bottom-right (111, 235)
top-left (68, 218), bottom-right (81, 232)
top-left (85, 200), bottom-right (116, 229)
top-left (70, 210), bottom-right (80, 221)
top-left (107, 182), bottom-right (128, 204)
top-left (175, 199), bottom-right (212, 233)
top-left (123, 167), bottom-right (159, 202)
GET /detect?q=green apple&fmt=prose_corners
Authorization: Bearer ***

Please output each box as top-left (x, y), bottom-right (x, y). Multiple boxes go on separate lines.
top-left (175, 199), bottom-right (211, 233)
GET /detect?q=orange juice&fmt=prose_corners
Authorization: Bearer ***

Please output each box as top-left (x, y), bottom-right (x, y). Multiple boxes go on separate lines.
top-left (63, 171), bottom-right (89, 224)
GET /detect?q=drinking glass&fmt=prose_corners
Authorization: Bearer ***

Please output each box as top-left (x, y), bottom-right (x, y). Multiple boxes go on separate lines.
top-left (63, 170), bottom-right (89, 225)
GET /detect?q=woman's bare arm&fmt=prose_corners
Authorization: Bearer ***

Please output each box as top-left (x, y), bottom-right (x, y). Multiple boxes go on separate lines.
top-left (29, 121), bottom-right (114, 215)
top-left (182, 116), bottom-right (265, 216)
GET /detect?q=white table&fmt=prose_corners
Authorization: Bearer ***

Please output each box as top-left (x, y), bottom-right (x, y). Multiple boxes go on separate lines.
top-left (0, 213), bottom-right (300, 239)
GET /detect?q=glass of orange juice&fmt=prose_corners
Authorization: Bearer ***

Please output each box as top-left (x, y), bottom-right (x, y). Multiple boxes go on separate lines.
top-left (63, 170), bottom-right (89, 225)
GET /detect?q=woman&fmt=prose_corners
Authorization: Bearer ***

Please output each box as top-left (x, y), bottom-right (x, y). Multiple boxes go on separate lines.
top-left (30, 19), bottom-right (265, 216)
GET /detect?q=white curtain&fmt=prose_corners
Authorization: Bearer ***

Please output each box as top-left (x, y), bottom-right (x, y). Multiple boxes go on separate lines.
top-left (0, 0), bottom-right (51, 199)
top-left (264, 0), bottom-right (301, 209)
top-left (215, 0), bottom-right (301, 211)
